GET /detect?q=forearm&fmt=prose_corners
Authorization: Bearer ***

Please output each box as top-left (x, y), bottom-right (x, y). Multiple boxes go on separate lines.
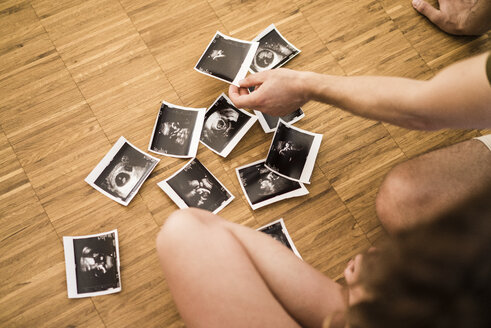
top-left (302, 52), bottom-right (491, 130)
top-left (303, 73), bottom-right (432, 130)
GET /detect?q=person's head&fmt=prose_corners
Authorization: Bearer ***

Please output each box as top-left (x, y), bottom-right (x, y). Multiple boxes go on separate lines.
top-left (348, 186), bottom-right (491, 328)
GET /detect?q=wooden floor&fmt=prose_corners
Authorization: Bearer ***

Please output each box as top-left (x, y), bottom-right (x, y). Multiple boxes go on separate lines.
top-left (1, 0), bottom-right (489, 326)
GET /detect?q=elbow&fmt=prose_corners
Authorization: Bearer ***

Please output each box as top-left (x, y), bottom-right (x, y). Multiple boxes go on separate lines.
top-left (400, 115), bottom-right (442, 131)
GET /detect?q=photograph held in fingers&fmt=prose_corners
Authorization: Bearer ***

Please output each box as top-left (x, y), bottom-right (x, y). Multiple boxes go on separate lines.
top-left (195, 31), bottom-right (258, 86)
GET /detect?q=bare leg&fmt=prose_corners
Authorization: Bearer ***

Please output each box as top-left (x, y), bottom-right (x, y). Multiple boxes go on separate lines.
top-left (156, 208), bottom-right (347, 328)
top-left (376, 139), bottom-right (491, 234)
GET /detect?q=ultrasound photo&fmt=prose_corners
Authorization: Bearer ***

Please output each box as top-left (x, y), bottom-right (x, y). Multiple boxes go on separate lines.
top-left (63, 230), bottom-right (121, 298)
top-left (250, 24), bottom-right (300, 73)
top-left (86, 137), bottom-right (159, 206)
top-left (236, 159), bottom-right (308, 210)
top-left (158, 158), bottom-right (234, 214)
top-left (265, 120), bottom-right (322, 184)
top-left (254, 108), bottom-right (305, 133)
top-left (149, 101), bottom-right (205, 158)
top-left (200, 93), bottom-right (257, 157)
top-left (257, 219), bottom-right (302, 259)
top-left (195, 31), bottom-right (259, 86)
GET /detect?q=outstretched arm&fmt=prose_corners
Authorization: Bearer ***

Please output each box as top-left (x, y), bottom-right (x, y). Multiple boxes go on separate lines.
top-left (229, 52), bottom-right (491, 130)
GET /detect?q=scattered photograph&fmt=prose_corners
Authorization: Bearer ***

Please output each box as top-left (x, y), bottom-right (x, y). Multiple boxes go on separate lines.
top-left (236, 159), bottom-right (308, 210)
top-left (257, 218), bottom-right (302, 259)
top-left (195, 31), bottom-right (259, 86)
top-left (200, 93), bottom-right (257, 157)
top-left (63, 230), bottom-right (121, 298)
top-left (265, 120), bottom-right (322, 184)
top-left (247, 87), bottom-right (304, 133)
top-left (158, 158), bottom-right (234, 214)
top-left (148, 101), bottom-right (206, 158)
top-left (250, 24), bottom-right (301, 73)
top-left (85, 137), bottom-right (159, 206)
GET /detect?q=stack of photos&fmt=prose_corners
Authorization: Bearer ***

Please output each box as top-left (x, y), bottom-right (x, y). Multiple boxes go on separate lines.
top-left (85, 137), bottom-right (159, 206)
top-left (257, 219), bottom-right (302, 259)
top-left (236, 159), bottom-right (308, 210)
top-left (200, 93), bottom-right (257, 157)
top-left (195, 31), bottom-right (259, 86)
top-left (250, 24), bottom-right (301, 73)
top-left (148, 101), bottom-right (206, 158)
top-left (158, 158), bottom-right (234, 214)
top-left (63, 230), bottom-right (121, 298)
top-left (265, 120), bottom-right (322, 184)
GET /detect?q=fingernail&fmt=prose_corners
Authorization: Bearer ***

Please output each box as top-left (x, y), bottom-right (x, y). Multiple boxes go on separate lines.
top-left (412, 0), bottom-right (420, 7)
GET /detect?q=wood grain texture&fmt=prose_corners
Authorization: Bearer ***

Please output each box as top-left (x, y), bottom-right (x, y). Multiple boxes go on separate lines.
top-left (1, 0), bottom-right (487, 326)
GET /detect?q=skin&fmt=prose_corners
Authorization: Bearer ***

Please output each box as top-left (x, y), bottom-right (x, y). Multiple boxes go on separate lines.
top-left (157, 208), bottom-right (351, 328)
top-left (229, 52), bottom-right (491, 130)
top-left (229, 52), bottom-right (491, 234)
top-left (157, 10), bottom-right (491, 328)
top-left (412, 0), bottom-right (491, 35)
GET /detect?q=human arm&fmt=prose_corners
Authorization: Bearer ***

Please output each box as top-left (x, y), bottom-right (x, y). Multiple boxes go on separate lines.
top-left (229, 52), bottom-right (491, 130)
top-left (412, 0), bottom-right (491, 35)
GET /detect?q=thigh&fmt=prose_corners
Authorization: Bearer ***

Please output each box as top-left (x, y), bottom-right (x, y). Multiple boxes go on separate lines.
top-left (156, 209), bottom-right (346, 328)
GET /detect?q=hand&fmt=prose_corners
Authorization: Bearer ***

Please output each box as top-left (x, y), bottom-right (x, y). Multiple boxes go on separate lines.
top-left (412, 0), bottom-right (491, 35)
top-left (344, 254), bottom-right (366, 305)
top-left (228, 68), bottom-right (310, 117)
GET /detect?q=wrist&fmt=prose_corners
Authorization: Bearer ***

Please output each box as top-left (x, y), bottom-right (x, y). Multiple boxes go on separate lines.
top-left (297, 71), bottom-right (317, 103)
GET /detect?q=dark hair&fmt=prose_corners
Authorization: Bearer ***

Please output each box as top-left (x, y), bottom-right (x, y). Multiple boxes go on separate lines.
top-left (348, 186), bottom-right (491, 328)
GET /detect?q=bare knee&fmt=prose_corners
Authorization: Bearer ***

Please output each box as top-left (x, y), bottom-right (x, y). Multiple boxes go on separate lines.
top-left (156, 208), bottom-right (222, 254)
top-left (376, 163), bottom-right (424, 234)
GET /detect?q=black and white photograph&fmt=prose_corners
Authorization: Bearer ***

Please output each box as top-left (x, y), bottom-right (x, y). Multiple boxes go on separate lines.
top-left (85, 137), bottom-right (159, 206)
top-left (63, 230), bottom-right (121, 298)
top-left (257, 219), bottom-right (302, 259)
top-left (250, 24), bottom-right (301, 73)
top-left (158, 158), bottom-right (234, 214)
top-left (195, 31), bottom-right (259, 86)
top-left (200, 93), bottom-right (257, 157)
top-left (265, 120), bottom-right (322, 184)
top-left (236, 159), bottom-right (308, 210)
top-left (148, 101), bottom-right (205, 158)
top-left (254, 108), bottom-right (305, 133)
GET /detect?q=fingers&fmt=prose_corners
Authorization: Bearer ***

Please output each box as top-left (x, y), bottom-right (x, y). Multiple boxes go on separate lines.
top-left (238, 71), bottom-right (267, 88)
top-left (412, 0), bottom-right (443, 26)
top-left (228, 84), bottom-right (260, 109)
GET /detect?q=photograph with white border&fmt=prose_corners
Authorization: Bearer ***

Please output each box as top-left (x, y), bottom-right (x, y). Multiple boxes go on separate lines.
top-left (265, 120), bottom-right (322, 184)
top-left (195, 31), bottom-right (259, 86)
top-left (254, 108), bottom-right (304, 133)
top-left (247, 87), bottom-right (304, 133)
top-left (63, 229), bottom-right (121, 298)
top-left (250, 24), bottom-right (301, 73)
top-left (200, 93), bottom-right (257, 157)
top-left (148, 101), bottom-right (205, 158)
top-left (257, 218), bottom-right (302, 259)
top-left (158, 158), bottom-right (234, 214)
top-left (85, 136), bottom-right (159, 206)
top-left (236, 159), bottom-right (308, 210)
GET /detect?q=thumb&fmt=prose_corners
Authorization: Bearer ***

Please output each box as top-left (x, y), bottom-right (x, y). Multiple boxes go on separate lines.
top-left (239, 71), bottom-right (268, 88)
top-left (412, 0), bottom-right (443, 26)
